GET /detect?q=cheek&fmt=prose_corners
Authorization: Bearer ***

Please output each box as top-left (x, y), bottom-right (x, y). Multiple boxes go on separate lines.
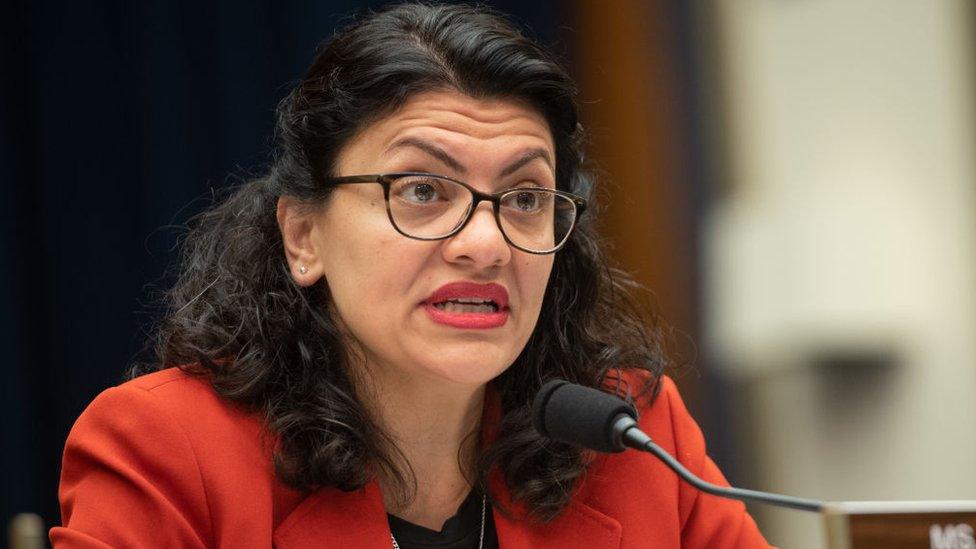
top-left (317, 194), bottom-right (397, 282)
top-left (316, 209), bottom-right (392, 313)
top-left (317, 220), bottom-right (435, 331)
top-left (519, 255), bottom-right (555, 312)
top-left (322, 235), bottom-right (400, 306)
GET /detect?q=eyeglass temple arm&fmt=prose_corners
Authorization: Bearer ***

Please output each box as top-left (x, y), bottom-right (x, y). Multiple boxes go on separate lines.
top-left (325, 175), bottom-right (386, 184)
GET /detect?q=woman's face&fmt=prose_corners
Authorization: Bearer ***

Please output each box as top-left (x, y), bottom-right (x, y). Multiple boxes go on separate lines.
top-left (284, 90), bottom-right (556, 388)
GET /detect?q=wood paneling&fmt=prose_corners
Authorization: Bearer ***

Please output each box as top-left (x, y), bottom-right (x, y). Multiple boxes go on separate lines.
top-left (570, 0), bottom-right (700, 407)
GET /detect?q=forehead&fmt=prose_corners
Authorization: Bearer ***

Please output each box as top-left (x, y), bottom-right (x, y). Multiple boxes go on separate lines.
top-left (336, 90), bottom-right (555, 173)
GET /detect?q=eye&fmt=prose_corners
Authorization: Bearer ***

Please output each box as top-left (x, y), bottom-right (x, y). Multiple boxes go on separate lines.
top-left (515, 192), bottom-right (538, 211)
top-left (393, 177), bottom-right (445, 204)
top-left (503, 190), bottom-right (547, 213)
top-left (410, 182), bottom-right (438, 203)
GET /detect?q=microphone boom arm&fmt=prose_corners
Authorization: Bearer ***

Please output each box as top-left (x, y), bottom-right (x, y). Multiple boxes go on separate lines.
top-left (613, 415), bottom-right (825, 513)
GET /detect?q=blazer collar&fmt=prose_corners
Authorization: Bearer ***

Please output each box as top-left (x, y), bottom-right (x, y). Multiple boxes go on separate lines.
top-left (272, 480), bottom-right (622, 549)
top-left (272, 386), bottom-right (622, 548)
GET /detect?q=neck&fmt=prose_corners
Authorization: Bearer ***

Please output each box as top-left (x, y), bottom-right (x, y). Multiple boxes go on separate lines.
top-left (356, 367), bottom-right (487, 530)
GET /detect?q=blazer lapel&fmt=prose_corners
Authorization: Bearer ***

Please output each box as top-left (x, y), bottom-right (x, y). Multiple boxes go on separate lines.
top-left (273, 480), bottom-right (392, 549)
top-left (482, 387), bottom-right (623, 548)
top-left (489, 469), bottom-right (622, 548)
top-left (493, 500), bottom-right (622, 548)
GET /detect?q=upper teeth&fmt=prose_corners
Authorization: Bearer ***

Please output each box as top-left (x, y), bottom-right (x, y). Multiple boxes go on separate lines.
top-left (451, 297), bottom-right (493, 304)
top-left (432, 297), bottom-right (499, 313)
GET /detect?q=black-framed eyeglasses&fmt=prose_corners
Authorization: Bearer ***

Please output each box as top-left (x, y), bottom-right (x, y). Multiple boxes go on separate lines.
top-left (326, 173), bottom-right (587, 255)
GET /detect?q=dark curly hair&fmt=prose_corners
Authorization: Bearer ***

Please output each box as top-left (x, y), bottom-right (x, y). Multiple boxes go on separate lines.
top-left (134, 2), bottom-right (667, 522)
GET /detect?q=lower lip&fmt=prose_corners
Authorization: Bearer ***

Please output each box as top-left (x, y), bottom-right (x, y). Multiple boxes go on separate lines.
top-left (423, 303), bottom-right (509, 329)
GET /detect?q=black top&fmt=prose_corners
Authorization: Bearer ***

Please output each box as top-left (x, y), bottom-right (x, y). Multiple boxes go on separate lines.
top-left (387, 490), bottom-right (499, 549)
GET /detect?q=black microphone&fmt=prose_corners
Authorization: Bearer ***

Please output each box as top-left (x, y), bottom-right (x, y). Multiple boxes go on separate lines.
top-left (532, 379), bottom-right (824, 513)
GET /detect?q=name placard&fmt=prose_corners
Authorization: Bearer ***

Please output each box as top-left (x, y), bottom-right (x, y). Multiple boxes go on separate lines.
top-left (824, 501), bottom-right (976, 549)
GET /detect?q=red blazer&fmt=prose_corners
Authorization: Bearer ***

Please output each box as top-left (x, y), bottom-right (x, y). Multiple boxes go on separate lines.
top-left (51, 368), bottom-right (771, 548)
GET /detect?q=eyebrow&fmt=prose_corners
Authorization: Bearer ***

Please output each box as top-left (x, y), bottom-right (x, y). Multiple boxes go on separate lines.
top-left (499, 148), bottom-right (554, 178)
top-left (386, 137), bottom-right (554, 178)
top-left (387, 137), bottom-right (466, 174)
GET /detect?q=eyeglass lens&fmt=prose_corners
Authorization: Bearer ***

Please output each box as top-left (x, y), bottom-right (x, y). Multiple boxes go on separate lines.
top-left (387, 175), bottom-right (577, 253)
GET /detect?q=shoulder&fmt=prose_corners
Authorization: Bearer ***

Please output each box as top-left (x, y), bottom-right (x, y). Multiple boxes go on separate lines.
top-left (53, 367), bottom-right (286, 546)
top-left (73, 366), bottom-right (272, 470)
top-left (105, 367), bottom-right (227, 411)
top-left (72, 368), bottom-right (263, 450)
top-left (114, 366), bottom-right (252, 414)
top-left (633, 374), bottom-right (702, 456)
top-left (53, 369), bottom-right (226, 546)
top-left (607, 370), bottom-right (692, 445)
top-left (83, 367), bottom-right (218, 414)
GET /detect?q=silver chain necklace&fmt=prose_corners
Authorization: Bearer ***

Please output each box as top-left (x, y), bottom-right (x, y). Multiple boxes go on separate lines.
top-left (390, 493), bottom-right (486, 549)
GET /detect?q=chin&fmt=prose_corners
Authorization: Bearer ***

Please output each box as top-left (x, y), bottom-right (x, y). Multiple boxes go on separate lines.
top-left (418, 351), bottom-right (515, 386)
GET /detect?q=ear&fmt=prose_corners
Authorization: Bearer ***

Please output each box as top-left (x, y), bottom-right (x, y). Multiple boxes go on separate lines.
top-left (277, 196), bottom-right (322, 287)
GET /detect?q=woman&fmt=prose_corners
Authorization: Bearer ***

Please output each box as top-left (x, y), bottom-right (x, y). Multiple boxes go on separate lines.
top-left (52, 4), bottom-right (770, 548)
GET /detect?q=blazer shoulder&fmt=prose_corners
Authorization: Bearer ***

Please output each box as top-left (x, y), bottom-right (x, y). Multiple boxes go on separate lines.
top-left (54, 367), bottom-right (282, 547)
top-left (611, 370), bottom-right (683, 443)
top-left (102, 368), bottom-right (253, 424)
top-left (111, 366), bottom-right (267, 445)
top-left (122, 367), bottom-right (218, 402)
top-left (54, 369), bottom-right (219, 547)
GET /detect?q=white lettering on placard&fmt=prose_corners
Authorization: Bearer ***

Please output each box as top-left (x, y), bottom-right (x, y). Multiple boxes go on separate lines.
top-left (930, 523), bottom-right (975, 549)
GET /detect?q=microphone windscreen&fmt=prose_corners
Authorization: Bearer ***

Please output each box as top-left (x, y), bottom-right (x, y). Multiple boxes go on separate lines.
top-left (532, 379), bottom-right (637, 453)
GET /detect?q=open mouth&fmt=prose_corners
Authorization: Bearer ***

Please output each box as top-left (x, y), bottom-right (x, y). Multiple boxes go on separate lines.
top-left (430, 298), bottom-right (500, 314)
top-left (424, 281), bottom-right (510, 329)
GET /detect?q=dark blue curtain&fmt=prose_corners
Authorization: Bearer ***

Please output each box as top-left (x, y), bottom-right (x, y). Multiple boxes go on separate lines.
top-left (1, 0), bottom-right (567, 535)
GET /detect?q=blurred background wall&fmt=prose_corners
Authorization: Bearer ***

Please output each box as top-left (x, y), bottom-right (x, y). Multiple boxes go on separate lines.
top-left (700, 1), bottom-right (976, 547)
top-left (2, 0), bottom-right (974, 547)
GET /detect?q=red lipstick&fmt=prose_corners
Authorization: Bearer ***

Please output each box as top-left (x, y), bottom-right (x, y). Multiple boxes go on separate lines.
top-left (423, 281), bottom-right (510, 329)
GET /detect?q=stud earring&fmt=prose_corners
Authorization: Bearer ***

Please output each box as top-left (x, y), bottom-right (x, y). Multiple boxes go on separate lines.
top-left (299, 265), bottom-right (308, 274)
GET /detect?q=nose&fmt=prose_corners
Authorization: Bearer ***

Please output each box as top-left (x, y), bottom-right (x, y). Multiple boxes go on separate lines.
top-left (441, 201), bottom-right (512, 269)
